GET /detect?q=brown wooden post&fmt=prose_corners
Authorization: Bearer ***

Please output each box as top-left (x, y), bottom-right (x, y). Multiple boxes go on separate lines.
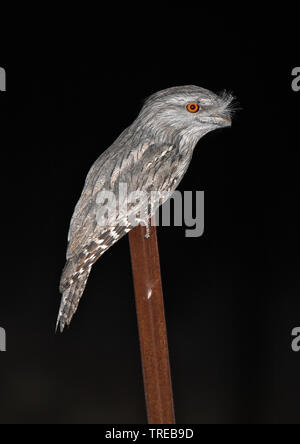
top-left (128, 223), bottom-right (175, 424)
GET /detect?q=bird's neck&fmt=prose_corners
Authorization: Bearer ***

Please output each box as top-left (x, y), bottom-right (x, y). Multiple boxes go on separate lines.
top-left (130, 120), bottom-right (203, 153)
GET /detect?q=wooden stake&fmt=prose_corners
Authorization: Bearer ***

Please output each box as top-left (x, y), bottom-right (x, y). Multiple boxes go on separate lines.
top-left (129, 223), bottom-right (175, 424)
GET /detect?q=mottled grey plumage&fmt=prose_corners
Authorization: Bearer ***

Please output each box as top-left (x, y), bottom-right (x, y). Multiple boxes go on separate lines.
top-left (58, 85), bottom-right (233, 332)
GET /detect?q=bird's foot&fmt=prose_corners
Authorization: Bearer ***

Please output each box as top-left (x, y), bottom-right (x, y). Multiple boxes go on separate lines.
top-left (135, 217), bottom-right (151, 239)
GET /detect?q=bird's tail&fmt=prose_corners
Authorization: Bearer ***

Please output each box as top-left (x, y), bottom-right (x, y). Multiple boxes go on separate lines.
top-left (57, 259), bottom-right (92, 332)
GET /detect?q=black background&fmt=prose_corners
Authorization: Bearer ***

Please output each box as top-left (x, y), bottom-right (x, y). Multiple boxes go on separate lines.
top-left (0, 12), bottom-right (299, 424)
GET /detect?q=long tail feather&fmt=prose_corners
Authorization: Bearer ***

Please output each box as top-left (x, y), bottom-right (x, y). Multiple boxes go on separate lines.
top-left (57, 261), bottom-right (92, 332)
top-left (57, 225), bottom-right (132, 332)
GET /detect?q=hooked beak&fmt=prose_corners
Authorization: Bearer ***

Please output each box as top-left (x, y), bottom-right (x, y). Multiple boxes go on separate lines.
top-left (218, 116), bottom-right (231, 127)
top-left (217, 116), bottom-right (232, 127)
top-left (208, 115), bottom-right (231, 127)
top-left (198, 114), bottom-right (232, 128)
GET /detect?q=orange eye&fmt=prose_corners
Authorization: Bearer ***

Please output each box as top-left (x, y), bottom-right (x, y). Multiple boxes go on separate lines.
top-left (186, 103), bottom-right (199, 113)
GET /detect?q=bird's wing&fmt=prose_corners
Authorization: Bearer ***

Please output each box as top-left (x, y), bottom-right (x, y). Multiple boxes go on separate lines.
top-left (65, 139), bottom-right (152, 259)
top-left (65, 144), bottom-right (120, 259)
top-left (65, 139), bottom-right (183, 258)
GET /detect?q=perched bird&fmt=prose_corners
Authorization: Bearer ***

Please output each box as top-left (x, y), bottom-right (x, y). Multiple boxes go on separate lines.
top-left (58, 85), bottom-right (234, 332)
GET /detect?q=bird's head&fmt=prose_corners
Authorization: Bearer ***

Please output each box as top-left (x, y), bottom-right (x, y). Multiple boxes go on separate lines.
top-left (135, 85), bottom-right (234, 147)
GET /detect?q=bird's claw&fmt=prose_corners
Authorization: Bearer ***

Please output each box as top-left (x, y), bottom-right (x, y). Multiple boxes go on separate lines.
top-left (135, 217), bottom-right (151, 239)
